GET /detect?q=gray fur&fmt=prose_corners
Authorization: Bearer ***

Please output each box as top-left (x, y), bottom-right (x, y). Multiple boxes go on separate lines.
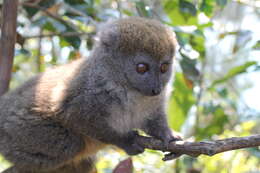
top-left (0, 17), bottom-right (176, 173)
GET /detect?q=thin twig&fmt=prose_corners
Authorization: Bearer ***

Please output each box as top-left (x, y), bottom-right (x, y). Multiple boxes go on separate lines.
top-left (136, 135), bottom-right (260, 160)
top-left (21, 2), bottom-right (79, 31)
top-left (61, 2), bottom-right (95, 25)
top-left (24, 32), bottom-right (88, 39)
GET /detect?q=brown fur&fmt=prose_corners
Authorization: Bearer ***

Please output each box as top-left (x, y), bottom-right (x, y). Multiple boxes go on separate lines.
top-left (72, 137), bottom-right (107, 164)
top-left (116, 17), bottom-right (176, 59)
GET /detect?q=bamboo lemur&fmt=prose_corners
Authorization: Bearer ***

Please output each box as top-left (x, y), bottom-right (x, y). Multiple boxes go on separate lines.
top-left (0, 17), bottom-right (178, 173)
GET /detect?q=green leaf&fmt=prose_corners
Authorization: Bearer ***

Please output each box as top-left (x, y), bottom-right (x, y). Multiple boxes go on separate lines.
top-left (122, 9), bottom-right (134, 16)
top-left (197, 22), bottom-right (213, 30)
top-left (33, 16), bottom-right (48, 27)
top-left (65, 4), bottom-right (96, 17)
top-left (167, 73), bottom-right (196, 131)
top-left (58, 28), bottom-right (82, 49)
top-left (164, 0), bottom-right (198, 26)
top-left (200, 0), bottom-right (214, 16)
top-left (217, 87), bottom-right (228, 98)
top-left (175, 31), bottom-right (190, 47)
top-left (24, 0), bottom-right (57, 18)
top-left (86, 0), bottom-right (94, 6)
top-left (38, 16), bottom-right (82, 49)
top-left (197, 105), bottom-right (229, 139)
top-left (210, 61), bottom-right (257, 88)
top-left (253, 40), bottom-right (260, 50)
top-left (63, 25), bottom-right (82, 49)
top-left (64, 36), bottom-right (81, 49)
top-left (180, 53), bottom-right (200, 82)
top-left (39, 17), bottom-right (67, 33)
top-left (15, 48), bottom-right (31, 56)
top-left (64, 0), bottom-right (85, 5)
top-left (135, 1), bottom-right (152, 17)
top-left (24, 6), bottom-right (38, 18)
top-left (179, 0), bottom-right (197, 16)
top-left (43, 21), bottom-right (57, 32)
top-left (0, 155), bottom-right (12, 171)
top-left (203, 101), bottom-right (219, 115)
top-left (190, 29), bottom-right (205, 53)
top-left (60, 37), bottom-right (71, 48)
top-left (216, 0), bottom-right (227, 7)
top-left (86, 36), bottom-right (94, 50)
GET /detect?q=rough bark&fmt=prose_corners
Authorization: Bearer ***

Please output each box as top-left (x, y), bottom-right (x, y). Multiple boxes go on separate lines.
top-left (136, 134), bottom-right (260, 160)
top-left (0, 0), bottom-right (18, 96)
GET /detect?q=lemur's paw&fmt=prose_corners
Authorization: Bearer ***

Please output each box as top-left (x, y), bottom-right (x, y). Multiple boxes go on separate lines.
top-left (122, 131), bottom-right (145, 155)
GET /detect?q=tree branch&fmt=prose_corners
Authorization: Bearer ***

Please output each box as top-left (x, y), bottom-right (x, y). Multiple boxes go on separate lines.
top-left (0, 0), bottom-right (18, 96)
top-left (23, 32), bottom-right (88, 39)
top-left (136, 135), bottom-right (260, 160)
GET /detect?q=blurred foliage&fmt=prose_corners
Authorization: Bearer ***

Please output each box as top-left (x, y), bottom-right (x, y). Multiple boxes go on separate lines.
top-left (1, 0), bottom-right (260, 172)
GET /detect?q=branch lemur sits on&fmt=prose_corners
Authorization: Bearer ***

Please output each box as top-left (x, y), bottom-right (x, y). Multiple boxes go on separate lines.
top-left (0, 17), bottom-right (178, 173)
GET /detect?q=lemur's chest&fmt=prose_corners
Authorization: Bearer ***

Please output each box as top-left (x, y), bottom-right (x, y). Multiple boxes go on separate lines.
top-left (108, 91), bottom-right (161, 134)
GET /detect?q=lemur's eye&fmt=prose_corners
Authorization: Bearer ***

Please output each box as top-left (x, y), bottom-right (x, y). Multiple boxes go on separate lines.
top-left (160, 63), bottom-right (170, 73)
top-left (136, 63), bottom-right (149, 74)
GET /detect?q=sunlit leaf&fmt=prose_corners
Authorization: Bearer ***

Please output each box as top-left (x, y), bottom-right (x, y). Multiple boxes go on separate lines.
top-left (122, 9), bottom-right (134, 16)
top-left (60, 37), bottom-right (71, 48)
top-left (0, 155), bottom-right (11, 172)
top-left (168, 73), bottom-right (196, 131)
top-left (190, 30), bottom-right (205, 53)
top-left (197, 105), bottom-right (229, 139)
top-left (200, 0), bottom-right (214, 16)
top-left (253, 40), bottom-right (260, 50)
top-left (210, 61), bottom-right (257, 88)
top-left (164, 0), bottom-right (198, 25)
top-left (197, 22), bottom-right (213, 30)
